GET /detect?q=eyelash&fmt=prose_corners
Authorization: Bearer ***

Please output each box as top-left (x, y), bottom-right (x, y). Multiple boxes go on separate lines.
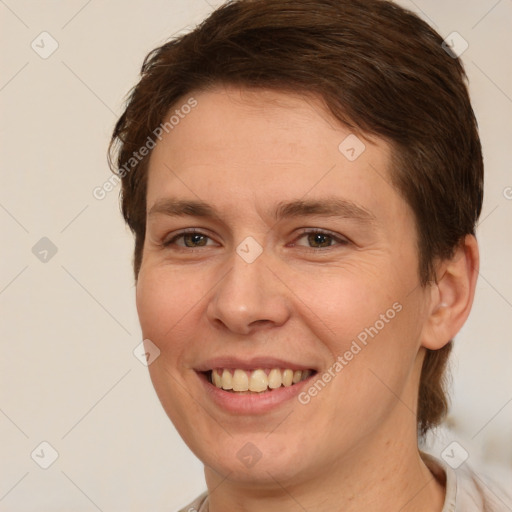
top-left (162, 228), bottom-right (349, 251)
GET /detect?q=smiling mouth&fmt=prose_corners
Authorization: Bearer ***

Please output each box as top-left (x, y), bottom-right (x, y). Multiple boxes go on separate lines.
top-left (205, 368), bottom-right (316, 393)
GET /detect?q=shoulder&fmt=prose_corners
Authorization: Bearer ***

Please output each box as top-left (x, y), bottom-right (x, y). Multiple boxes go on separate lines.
top-left (455, 463), bottom-right (512, 511)
top-left (176, 491), bottom-right (209, 512)
top-left (422, 452), bottom-right (512, 512)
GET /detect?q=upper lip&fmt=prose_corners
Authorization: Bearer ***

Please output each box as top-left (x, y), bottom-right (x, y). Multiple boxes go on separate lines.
top-left (194, 356), bottom-right (318, 372)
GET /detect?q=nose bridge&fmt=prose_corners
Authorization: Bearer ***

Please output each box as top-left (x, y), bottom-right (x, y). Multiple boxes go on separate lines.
top-left (207, 246), bottom-right (290, 334)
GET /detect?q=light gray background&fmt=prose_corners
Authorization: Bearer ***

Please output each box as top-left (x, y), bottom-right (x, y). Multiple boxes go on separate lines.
top-left (1, 0), bottom-right (511, 510)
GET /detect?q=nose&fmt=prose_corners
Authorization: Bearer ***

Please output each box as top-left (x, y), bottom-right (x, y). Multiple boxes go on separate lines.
top-left (206, 249), bottom-right (292, 335)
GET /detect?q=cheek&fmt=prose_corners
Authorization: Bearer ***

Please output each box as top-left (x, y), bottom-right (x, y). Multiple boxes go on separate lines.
top-left (292, 261), bottom-right (422, 396)
top-left (135, 267), bottom-right (206, 425)
top-left (286, 260), bottom-right (405, 342)
top-left (333, 298), bottom-right (423, 415)
top-left (135, 266), bottom-right (203, 347)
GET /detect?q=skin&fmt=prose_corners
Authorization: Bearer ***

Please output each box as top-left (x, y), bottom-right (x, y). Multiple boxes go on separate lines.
top-left (136, 85), bottom-right (479, 511)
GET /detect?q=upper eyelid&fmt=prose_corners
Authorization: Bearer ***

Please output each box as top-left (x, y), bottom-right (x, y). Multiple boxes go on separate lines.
top-left (163, 229), bottom-right (217, 246)
top-left (292, 229), bottom-right (349, 248)
top-left (164, 228), bottom-right (348, 247)
top-left (295, 227), bottom-right (348, 241)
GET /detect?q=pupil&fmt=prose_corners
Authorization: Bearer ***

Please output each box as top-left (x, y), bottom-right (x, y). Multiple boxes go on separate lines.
top-left (310, 233), bottom-right (330, 247)
top-left (185, 234), bottom-right (206, 247)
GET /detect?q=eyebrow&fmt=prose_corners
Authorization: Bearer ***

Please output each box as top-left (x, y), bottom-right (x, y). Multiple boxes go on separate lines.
top-left (148, 197), bottom-right (376, 224)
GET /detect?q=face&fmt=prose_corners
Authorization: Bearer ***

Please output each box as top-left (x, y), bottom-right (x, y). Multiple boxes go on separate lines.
top-left (136, 86), bottom-right (432, 487)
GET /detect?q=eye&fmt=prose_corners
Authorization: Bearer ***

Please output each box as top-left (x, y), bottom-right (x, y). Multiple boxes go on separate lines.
top-left (163, 230), bottom-right (216, 248)
top-left (293, 229), bottom-right (349, 249)
top-left (161, 228), bottom-right (348, 251)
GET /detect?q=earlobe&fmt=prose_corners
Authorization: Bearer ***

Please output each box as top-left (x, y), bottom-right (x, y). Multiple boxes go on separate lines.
top-left (421, 235), bottom-right (479, 350)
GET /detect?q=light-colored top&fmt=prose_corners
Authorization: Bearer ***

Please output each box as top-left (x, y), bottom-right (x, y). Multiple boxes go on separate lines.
top-left (178, 453), bottom-right (512, 511)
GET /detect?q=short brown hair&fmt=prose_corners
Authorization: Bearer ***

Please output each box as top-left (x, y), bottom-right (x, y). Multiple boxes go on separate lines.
top-left (109, 0), bottom-right (483, 436)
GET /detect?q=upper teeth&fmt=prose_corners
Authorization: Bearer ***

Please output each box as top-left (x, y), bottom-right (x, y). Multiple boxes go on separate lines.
top-left (211, 368), bottom-right (312, 392)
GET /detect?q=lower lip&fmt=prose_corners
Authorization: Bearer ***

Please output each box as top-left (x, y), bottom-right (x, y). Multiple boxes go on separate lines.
top-left (196, 372), bottom-right (315, 414)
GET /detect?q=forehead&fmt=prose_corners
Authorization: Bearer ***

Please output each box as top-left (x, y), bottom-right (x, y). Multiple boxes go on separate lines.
top-left (145, 86), bottom-right (407, 226)
top-left (153, 86), bottom-right (380, 164)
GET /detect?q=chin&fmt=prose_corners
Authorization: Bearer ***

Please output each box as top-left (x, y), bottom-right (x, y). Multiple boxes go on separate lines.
top-left (198, 433), bottom-right (311, 486)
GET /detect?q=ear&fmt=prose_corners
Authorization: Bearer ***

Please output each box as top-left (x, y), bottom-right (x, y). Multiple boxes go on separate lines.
top-left (420, 234), bottom-right (479, 350)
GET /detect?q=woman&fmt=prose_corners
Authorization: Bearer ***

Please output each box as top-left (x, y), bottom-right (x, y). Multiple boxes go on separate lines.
top-left (109, 1), bottom-right (511, 510)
